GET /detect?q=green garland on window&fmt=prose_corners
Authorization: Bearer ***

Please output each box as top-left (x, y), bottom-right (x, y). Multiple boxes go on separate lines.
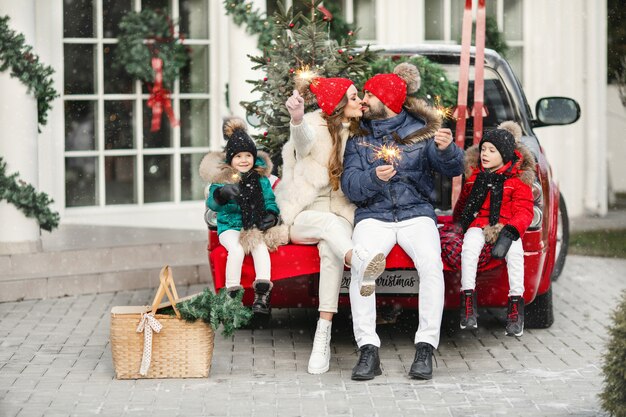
top-left (114, 8), bottom-right (189, 89)
top-left (223, 0), bottom-right (274, 50)
top-left (0, 15), bottom-right (58, 131)
top-left (0, 157), bottom-right (59, 232)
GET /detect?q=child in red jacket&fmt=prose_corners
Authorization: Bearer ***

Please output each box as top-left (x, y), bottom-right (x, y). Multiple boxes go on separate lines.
top-left (453, 121), bottom-right (536, 336)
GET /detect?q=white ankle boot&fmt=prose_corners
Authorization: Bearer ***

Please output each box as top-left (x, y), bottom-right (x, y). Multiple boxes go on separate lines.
top-left (351, 245), bottom-right (386, 297)
top-left (308, 318), bottom-right (332, 374)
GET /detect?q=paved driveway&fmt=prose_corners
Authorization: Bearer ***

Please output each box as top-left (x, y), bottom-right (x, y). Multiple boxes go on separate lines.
top-left (1, 255), bottom-right (624, 417)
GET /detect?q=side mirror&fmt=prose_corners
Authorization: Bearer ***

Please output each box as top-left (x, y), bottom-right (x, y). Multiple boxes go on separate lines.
top-left (532, 97), bottom-right (581, 128)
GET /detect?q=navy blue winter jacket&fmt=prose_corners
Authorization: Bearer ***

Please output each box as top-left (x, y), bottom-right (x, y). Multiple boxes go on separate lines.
top-left (341, 100), bottom-right (464, 225)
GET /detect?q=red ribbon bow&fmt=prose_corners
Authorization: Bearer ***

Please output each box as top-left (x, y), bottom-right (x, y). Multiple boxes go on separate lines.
top-left (147, 57), bottom-right (179, 132)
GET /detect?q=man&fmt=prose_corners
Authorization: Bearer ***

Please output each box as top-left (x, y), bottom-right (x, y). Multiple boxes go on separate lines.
top-left (341, 63), bottom-right (464, 381)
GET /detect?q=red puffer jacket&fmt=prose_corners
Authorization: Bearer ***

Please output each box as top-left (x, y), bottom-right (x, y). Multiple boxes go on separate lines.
top-left (453, 143), bottom-right (536, 242)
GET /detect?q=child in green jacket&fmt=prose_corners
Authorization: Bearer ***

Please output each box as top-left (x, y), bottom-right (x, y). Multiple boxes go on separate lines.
top-left (202, 117), bottom-right (280, 315)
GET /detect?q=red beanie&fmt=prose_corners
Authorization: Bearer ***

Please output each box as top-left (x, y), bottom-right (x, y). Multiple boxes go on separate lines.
top-left (309, 77), bottom-right (354, 115)
top-left (363, 73), bottom-right (407, 114)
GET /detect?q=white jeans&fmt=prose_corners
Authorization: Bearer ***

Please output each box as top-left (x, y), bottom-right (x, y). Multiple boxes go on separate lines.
top-left (460, 227), bottom-right (524, 296)
top-left (350, 217), bottom-right (444, 349)
top-left (219, 229), bottom-right (271, 288)
top-left (290, 210), bottom-right (353, 313)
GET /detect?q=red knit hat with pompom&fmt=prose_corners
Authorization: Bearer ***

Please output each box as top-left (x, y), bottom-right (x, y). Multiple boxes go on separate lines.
top-left (309, 77), bottom-right (354, 115)
top-left (363, 73), bottom-right (407, 114)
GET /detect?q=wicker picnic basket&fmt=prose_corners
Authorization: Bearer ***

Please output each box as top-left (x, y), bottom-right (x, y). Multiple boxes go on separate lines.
top-left (110, 266), bottom-right (214, 379)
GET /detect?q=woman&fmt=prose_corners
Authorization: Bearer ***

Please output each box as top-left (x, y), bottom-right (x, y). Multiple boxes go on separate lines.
top-left (274, 77), bottom-right (386, 374)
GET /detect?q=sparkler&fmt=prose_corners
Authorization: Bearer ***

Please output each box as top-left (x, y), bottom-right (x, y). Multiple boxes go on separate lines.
top-left (434, 96), bottom-right (456, 121)
top-left (294, 64), bottom-right (317, 84)
top-left (360, 141), bottom-right (402, 167)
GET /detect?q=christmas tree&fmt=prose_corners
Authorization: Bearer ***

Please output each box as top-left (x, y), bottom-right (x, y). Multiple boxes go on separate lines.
top-left (240, 0), bottom-right (376, 165)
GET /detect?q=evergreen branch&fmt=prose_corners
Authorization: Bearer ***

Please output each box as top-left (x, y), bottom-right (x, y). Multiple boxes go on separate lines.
top-left (223, 0), bottom-right (274, 50)
top-left (0, 15), bottom-right (59, 131)
top-left (0, 157), bottom-right (60, 231)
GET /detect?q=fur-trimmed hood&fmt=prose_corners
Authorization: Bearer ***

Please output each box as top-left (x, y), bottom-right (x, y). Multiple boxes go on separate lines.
top-left (199, 150), bottom-right (273, 185)
top-left (464, 142), bottom-right (536, 186)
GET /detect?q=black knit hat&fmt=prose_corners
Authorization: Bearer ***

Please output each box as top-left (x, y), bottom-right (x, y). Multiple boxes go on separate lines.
top-left (480, 128), bottom-right (516, 164)
top-left (223, 117), bottom-right (257, 164)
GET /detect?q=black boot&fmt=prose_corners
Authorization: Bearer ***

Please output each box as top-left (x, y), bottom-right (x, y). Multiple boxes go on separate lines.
top-left (409, 342), bottom-right (434, 380)
top-left (252, 280), bottom-right (273, 315)
top-left (351, 344), bottom-right (382, 381)
top-left (459, 289), bottom-right (478, 330)
top-left (226, 285), bottom-right (243, 301)
top-left (505, 296), bottom-right (525, 337)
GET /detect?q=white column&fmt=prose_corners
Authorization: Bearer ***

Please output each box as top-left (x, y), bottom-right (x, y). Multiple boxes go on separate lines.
top-left (583, 0), bottom-right (608, 215)
top-left (0, 0), bottom-right (42, 254)
top-left (226, 0), bottom-right (265, 132)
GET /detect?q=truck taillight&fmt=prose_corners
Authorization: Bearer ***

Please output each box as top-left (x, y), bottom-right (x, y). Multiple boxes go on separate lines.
top-left (528, 180), bottom-right (543, 230)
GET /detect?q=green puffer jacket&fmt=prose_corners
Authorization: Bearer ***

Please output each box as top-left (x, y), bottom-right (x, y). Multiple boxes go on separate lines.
top-left (201, 151), bottom-right (279, 235)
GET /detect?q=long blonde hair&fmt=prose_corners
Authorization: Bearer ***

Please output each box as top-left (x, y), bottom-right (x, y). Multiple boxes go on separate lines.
top-left (323, 95), bottom-right (360, 191)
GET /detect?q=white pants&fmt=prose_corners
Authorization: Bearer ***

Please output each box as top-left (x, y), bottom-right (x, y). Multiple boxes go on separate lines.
top-left (219, 229), bottom-right (271, 288)
top-left (460, 227), bottom-right (524, 296)
top-left (350, 217), bottom-right (444, 349)
top-left (290, 210), bottom-right (353, 313)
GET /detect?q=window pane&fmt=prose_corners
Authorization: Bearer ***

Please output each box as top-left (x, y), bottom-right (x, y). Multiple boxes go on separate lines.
top-left (504, 0), bottom-right (523, 41)
top-left (103, 0), bottom-right (132, 38)
top-left (64, 0), bottom-right (95, 38)
top-left (104, 44), bottom-right (134, 94)
top-left (64, 44), bottom-right (96, 95)
top-left (425, 0), bottom-right (444, 41)
top-left (143, 101), bottom-right (172, 148)
top-left (354, 0), bottom-right (376, 40)
top-left (65, 101), bottom-right (97, 151)
top-left (65, 157), bottom-right (98, 207)
top-left (144, 155), bottom-right (172, 203)
top-left (105, 101), bottom-right (135, 149)
top-left (142, 0), bottom-right (170, 12)
top-left (180, 100), bottom-right (209, 147)
top-left (105, 156), bottom-right (136, 204)
top-left (451, 0), bottom-right (465, 43)
top-left (181, 153), bottom-right (205, 201)
top-left (180, 45), bottom-right (209, 93)
top-left (180, 0), bottom-right (209, 39)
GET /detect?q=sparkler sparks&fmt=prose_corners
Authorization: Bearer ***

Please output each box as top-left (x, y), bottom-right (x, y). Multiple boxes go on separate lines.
top-left (360, 141), bottom-right (402, 166)
top-left (295, 64), bottom-right (317, 83)
top-left (434, 96), bottom-right (456, 121)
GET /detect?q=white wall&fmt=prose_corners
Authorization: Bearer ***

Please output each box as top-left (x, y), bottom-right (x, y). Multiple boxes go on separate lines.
top-left (607, 85), bottom-right (626, 193)
top-left (523, 0), bottom-right (607, 217)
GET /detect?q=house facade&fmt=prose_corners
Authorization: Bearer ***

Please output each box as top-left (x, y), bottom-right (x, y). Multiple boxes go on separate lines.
top-left (0, 0), bottom-right (616, 253)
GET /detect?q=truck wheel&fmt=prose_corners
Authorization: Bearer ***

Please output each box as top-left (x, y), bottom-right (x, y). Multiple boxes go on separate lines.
top-left (525, 287), bottom-right (554, 328)
top-left (551, 192), bottom-right (569, 281)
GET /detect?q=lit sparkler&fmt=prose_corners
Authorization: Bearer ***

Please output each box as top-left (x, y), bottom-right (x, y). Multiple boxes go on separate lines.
top-left (360, 141), bottom-right (402, 166)
top-left (294, 64), bottom-right (317, 84)
top-left (434, 96), bottom-right (456, 121)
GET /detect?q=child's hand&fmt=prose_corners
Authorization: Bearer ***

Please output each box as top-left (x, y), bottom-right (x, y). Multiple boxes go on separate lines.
top-left (434, 128), bottom-right (453, 150)
top-left (213, 184), bottom-right (240, 205)
top-left (258, 212), bottom-right (278, 231)
top-left (492, 225), bottom-right (519, 258)
top-left (285, 90), bottom-right (305, 125)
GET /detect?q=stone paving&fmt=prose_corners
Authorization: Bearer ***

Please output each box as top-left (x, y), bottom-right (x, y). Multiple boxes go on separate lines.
top-left (1, 255), bottom-right (625, 417)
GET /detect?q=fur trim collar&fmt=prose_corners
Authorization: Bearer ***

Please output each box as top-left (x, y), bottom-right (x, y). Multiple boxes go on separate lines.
top-left (464, 142), bottom-right (536, 186)
top-left (402, 97), bottom-right (443, 144)
top-left (199, 150), bottom-right (273, 184)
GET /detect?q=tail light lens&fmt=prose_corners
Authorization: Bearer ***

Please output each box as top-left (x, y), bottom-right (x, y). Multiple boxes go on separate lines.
top-left (528, 179), bottom-right (543, 230)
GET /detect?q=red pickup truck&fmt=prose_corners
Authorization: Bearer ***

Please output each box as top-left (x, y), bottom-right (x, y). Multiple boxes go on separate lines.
top-left (206, 45), bottom-right (578, 329)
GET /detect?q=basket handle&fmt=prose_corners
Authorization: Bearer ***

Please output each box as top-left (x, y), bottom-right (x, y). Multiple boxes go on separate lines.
top-left (149, 265), bottom-right (181, 319)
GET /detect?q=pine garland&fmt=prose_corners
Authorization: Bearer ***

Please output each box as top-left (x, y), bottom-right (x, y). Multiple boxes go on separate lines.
top-left (114, 8), bottom-right (189, 89)
top-left (0, 157), bottom-right (60, 231)
top-left (0, 15), bottom-right (58, 131)
top-left (162, 288), bottom-right (252, 337)
top-left (600, 290), bottom-right (626, 417)
top-left (223, 0), bottom-right (274, 51)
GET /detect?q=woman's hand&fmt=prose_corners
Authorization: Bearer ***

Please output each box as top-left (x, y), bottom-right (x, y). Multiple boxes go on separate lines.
top-left (375, 165), bottom-right (397, 182)
top-left (285, 90), bottom-right (305, 125)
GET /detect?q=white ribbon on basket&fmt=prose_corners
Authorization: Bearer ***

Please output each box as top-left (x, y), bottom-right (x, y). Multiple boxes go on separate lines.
top-left (136, 312), bottom-right (163, 376)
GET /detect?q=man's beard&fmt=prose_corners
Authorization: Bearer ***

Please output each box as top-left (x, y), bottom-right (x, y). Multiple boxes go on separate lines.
top-left (363, 102), bottom-right (387, 120)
